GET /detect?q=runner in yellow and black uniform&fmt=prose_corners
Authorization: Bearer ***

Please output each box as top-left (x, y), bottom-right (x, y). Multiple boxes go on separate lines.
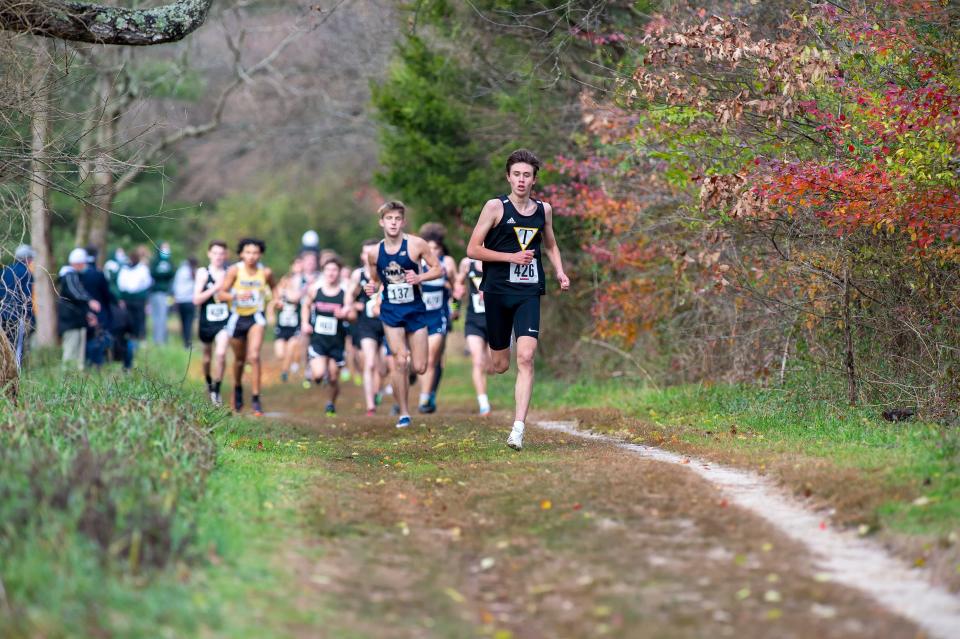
top-left (218, 238), bottom-right (276, 416)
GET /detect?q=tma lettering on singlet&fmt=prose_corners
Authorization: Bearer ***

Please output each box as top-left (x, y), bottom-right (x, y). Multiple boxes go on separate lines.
top-left (514, 227), bottom-right (538, 251)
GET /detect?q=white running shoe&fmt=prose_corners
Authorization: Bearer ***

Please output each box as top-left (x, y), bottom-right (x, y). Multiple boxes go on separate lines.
top-left (507, 421), bottom-right (524, 451)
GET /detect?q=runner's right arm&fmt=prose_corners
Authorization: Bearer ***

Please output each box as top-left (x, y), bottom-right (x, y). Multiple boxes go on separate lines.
top-left (453, 257), bottom-right (469, 301)
top-left (363, 251), bottom-right (381, 296)
top-left (216, 265), bottom-right (238, 303)
top-left (192, 267), bottom-right (214, 306)
top-left (300, 285), bottom-right (315, 335)
top-left (466, 198), bottom-right (534, 265)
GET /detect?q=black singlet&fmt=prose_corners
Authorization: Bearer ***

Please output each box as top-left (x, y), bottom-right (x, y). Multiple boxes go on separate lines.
top-left (480, 196), bottom-right (546, 296)
top-left (198, 268), bottom-right (229, 330)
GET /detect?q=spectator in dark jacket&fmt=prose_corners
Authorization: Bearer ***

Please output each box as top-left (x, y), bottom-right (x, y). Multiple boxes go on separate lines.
top-left (0, 244), bottom-right (34, 369)
top-left (58, 248), bottom-right (101, 371)
top-left (81, 246), bottom-right (115, 368)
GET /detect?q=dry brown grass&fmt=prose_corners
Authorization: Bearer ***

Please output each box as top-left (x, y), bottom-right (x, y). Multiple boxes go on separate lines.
top-left (0, 326), bottom-right (19, 401)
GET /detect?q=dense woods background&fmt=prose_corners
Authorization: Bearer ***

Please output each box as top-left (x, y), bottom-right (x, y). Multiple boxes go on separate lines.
top-left (3, 0), bottom-right (960, 417)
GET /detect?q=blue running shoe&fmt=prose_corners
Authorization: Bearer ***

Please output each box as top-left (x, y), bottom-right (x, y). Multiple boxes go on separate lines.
top-left (396, 415), bottom-right (411, 429)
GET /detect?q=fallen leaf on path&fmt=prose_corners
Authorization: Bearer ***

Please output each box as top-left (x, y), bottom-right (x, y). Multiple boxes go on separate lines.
top-left (735, 587), bottom-right (751, 600)
top-left (763, 590), bottom-right (782, 603)
top-left (761, 542), bottom-right (773, 552)
top-left (765, 608), bottom-right (783, 620)
top-left (540, 499), bottom-right (552, 510)
top-left (480, 557), bottom-right (496, 571)
top-left (592, 605), bottom-right (612, 617)
top-left (572, 503), bottom-right (582, 510)
top-left (444, 587), bottom-right (465, 603)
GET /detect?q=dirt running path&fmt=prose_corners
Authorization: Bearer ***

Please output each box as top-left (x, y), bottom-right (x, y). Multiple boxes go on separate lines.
top-left (250, 348), bottom-right (924, 638)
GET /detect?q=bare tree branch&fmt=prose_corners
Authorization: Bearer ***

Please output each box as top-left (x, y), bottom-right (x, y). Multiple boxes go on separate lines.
top-left (0, 0), bottom-right (214, 45)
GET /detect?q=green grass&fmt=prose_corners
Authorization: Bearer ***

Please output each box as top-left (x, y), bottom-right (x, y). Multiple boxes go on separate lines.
top-left (0, 345), bottom-right (335, 638)
top-left (438, 349), bottom-right (960, 536)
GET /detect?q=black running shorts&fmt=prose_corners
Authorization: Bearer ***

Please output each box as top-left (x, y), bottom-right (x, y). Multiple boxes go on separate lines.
top-left (482, 293), bottom-right (540, 351)
top-left (354, 318), bottom-right (384, 346)
top-left (199, 322), bottom-right (227, 344)
top-left (226, 312), bottom-right (266, 339)
top-left (464, 315), bottom-right (487, 342)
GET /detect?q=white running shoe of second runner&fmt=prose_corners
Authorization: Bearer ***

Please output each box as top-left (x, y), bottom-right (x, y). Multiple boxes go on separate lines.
top-left (507, 421), bottom-right (524, 451)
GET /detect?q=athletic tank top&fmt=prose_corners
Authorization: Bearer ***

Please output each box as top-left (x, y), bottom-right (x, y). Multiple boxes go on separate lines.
top-left (199, 267), bottom-right (229, 326)
top-left (309, 286), bottom-right (345, 338)
top-left (231, 265), bottom-right (268, 316)
top-left (356, 268), bottom-right (379, 321)
top-left (276, 277), bottom-right (302, 329)
top-left (420, 258), bottom-right (447, 314)
top-left (376, 236), bottom-right (422, 307)
top-left (480, 196), bottom-right (546, 296)
top-left (466, 260), bottom-right (485, 316)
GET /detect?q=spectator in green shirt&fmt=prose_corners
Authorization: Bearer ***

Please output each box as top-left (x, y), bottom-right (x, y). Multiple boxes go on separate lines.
top-left (149, 241), bottom-right (174, 344)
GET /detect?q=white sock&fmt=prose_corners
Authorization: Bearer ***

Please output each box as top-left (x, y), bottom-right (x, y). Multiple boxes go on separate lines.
top-left (419, 392), bottom-right (430, 404)
top-left (478, 394), bottom-right (490, 410)
top-left (512, 420), bottom-right (524, 432)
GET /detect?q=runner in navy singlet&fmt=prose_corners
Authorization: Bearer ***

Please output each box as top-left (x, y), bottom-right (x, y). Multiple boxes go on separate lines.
top-left (416, 222), bottom-right (457, 414)
top-left (363, 201), bottom-right (442, 428)
top-left (466, 150), bottom-right (570, 450)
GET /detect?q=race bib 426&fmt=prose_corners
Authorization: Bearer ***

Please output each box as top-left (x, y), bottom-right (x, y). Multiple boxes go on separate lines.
top-left (508, 258), bottom-right (539, 284)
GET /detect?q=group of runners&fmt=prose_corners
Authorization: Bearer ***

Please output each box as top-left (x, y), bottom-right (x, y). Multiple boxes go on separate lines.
top-left (195, 149), bottom-right (568, 450)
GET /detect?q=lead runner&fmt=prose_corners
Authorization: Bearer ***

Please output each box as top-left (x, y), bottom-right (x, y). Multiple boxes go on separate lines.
top-left (466, 149), bottom-right (570, 450)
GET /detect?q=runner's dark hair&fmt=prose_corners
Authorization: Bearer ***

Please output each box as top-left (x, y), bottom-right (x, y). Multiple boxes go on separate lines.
top-left (505, 148), bottom-right (541, 175)
top-left (208, 240), bottom-right (227, 250)
top-left (322, 254), bottom-right (343, 269)
top-left (237, 238), bottom-right (266, 254)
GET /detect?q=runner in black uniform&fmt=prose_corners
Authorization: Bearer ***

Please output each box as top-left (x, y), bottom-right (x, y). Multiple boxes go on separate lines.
top-left (455, 256), bottom-right (491, 415)
top-left (194, 240), bottom-right (230, 405)
top-left (466, 149), bottom-right (570, 450)
top-left (272, 256), bottom-right (305, 383)
top-left (350, 239), bottom-right (387, 416)
top-left (301, 257), bottom-right (356, 416)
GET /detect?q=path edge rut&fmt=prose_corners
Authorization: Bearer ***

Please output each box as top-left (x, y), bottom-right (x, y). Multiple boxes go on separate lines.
top-left (535, 420), bottom-right (960, 639)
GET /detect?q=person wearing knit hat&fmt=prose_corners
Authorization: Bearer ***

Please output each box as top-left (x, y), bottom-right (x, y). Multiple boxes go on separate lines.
top-left (57, 248), bottom-right (101, 371)
top-left (0, 245), bottom-right (35, 370)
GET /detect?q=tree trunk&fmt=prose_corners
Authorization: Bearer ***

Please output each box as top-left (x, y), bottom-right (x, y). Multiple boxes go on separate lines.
top-left (29, 43), bottom-right (57, 348)
top-left (843, 260), bottom-right (857, 406)
top-left (80, 71), bottom-right (118, 264)
top-left (0, 0), bottom-right (214, 45)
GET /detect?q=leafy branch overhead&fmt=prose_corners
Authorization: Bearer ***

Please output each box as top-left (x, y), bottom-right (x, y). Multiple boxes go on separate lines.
top-left (0, 0), bottom-right (213, 45)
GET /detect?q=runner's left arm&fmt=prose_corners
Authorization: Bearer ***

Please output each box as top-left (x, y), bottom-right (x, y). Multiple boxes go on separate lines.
top-left (340, 285), bottom-right (358, 322)
top-left (542, 203), bottom-right (570, 291)
top-left (408, 236), bottom-right (442, 284)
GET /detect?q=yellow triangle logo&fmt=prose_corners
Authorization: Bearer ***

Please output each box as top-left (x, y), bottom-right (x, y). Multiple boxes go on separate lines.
top-left (470, 275), bottom-right (482, 290)
top-left (514, 227), bottom-right (538, 251)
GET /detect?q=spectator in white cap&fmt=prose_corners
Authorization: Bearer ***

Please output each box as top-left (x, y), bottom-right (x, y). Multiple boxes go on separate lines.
top-left (57, 248), bottom-right (101, 371)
